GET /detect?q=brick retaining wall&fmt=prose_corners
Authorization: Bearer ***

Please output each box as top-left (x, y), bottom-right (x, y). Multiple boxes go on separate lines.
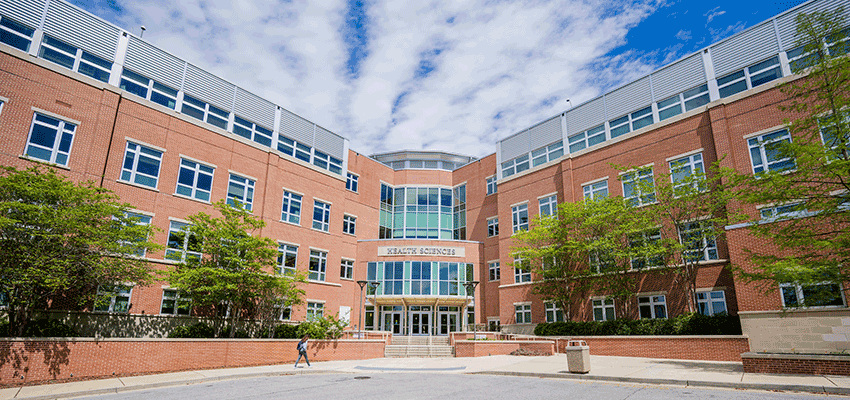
top-left (537, 336), bottom-right (749, 362)
top-left (742, 352), bottom-right (850, 375)
top-left (455, 340), bottom-right (554, 357)
top-left (0, 338), bottom-right (385, 385)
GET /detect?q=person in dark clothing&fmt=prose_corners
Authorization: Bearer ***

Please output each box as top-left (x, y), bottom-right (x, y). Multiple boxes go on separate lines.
top-left (294, 334), bottom-right (311, 368)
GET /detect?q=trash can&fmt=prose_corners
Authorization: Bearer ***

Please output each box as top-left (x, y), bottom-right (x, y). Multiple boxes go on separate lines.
top-left (565, 340), bottom-right (590, 373)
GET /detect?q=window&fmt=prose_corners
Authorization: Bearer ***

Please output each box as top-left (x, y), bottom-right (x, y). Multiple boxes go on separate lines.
top-left (592, 298), bottom-right (616, 321)
top-left (346, 173), bottom-right (359, 192)
top-left (820, 116), bottom-right (850, 154)
top-left (226, 174), bottom-right (255, 211)
top-left (513, 258), bottom-right (531, 283)
top-left (545, 302), bottom-right (565, 322)
top-left (119, 69), bottom-right (178, 109)
top-left (165, 221), bottom-right (201, 262)
top-left (340, 259), bottom-right (354, 280)
top-left (488, 261), bottom-right (500, 281)
top-left (453, 184), bottom-right (467, 240)
top-left (610, 106), bottom-right (653, 138)
top-left (160, 289), bottom-right (191, 316)
top-left (487, 217), bottom-right (499, 237)
top-left (25, 112), bottom-right (76, 166)
top-left (175, 159), bottom-right (214, 201)
top-left (277, 244), bottom-right (298, 276)
top-left (343, 215), bottom-right (356, 235)
top-left (120, 142), bottom-right (162, 189)
top-left (277, 136), bottom-right (312, 163)
top-left (718, 56), bottom-right (782, 98)
top-left (232, 115), bottom-right (273, 147)
top-left (531, 141), bottom-right (565, 167)
top-left (309, 250), bottom-right (327, 281)
top-left (378, 186), bottom-right (455, 240)
top-left (38, 35), bottom-right (112, 83)
top-left (120, 212), bottom-right (152, 257)
top-left (312, 149), bottom-right (343, 175)
top-left (511, 203), bottom-right (529, 233)
top-left (515, 304), bottom-right (532, 324)
top-left (583, 180), bottom-right (608, 200)
top-left (306, 301), bottom-right (324, 320)
top-left (781, 283), bottom-right (844, 307)
top-left (379, 183), bottom-right (394, 239)
top-left (501, 154), bottom-right (529, 178)
top-left (696, 290), bottom-right (727, 316)
top-left (669, 153), bottom-right (705, 194)
top-left (678, 221), bottom-right (718, 262)
top-left (281, 190), bottom-right (302, 224)
top-left (93, 285), bottom-right (132, 313)
top-left (638, 295), bottom-right (667, 319)
top-left (181, 94), bottom-right (229, 130)
top-left (0, 16), bottom-right (34, 52)
top-left (622, 168), bottom-right (655, 206)
top-left (275, 304), bottom-right (292, 321)
top-left (759, 202), bottom-right (805, 221)
top-left (539, 195), bottom-right (557, 218)
top-left (589, 245), bottom-right (616, 274)
top-left (629, 229), bottom-right (663, 269)
top-left (486, 176), bottom-right (497, 195)
top-left (312, 200), bottom-right (331, 231)
top-left (568, 125), bottom-right (605, 153)
top-left (748, 130), bottom-right (795, 174)
top-left (657, 84), bottom-right (710, 121)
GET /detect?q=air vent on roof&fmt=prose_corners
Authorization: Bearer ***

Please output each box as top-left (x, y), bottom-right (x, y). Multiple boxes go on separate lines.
top-left (183, 63), bottom-right (236, 110)
top-left (651, 53), bottom-right (706, 100)
top-left (125, 36), bottom-right (184, 89)
top-left (605, 76), bottom-right (652, 117)
top-left (43, 0), bottom-right (120, 60)
top-left (711, 21), bottom-right (780, 77)
top-left (565, 97), bottom-right (605, 136)
top-left (235, 87), bottom-right (275, 129)
top-left (0, 0), bottom-right (45, 29)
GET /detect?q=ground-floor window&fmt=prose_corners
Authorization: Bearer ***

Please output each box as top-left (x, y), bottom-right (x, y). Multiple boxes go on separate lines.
top-left (544, 302), bottom-right (564, 322)
top-left (515, 303), bottom-right (532, 324)
top-left (638, 295), bottom-right (667, 319)
top-left (592, 298), bottom-right (615, 321)
top-left (160, 289), bottom-right (191, 316)
top-left (487, 318), bottom-right (500, 332)
top-left (365, 306), bottom-right (375, 330)
top-left (307, 301), bottom-right (324, 320)
top-left (94, 284), bottom-right (132, 313)
top-left (780, 283), bottom-right (844, 307)
top-left (696, 290), bottom-right (727, 315)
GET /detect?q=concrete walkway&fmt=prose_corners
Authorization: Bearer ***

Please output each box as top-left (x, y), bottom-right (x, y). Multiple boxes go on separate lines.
top-left (2, 354), bottom-right (848, 399)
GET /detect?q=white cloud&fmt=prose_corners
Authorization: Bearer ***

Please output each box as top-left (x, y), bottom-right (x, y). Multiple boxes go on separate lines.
top-left (704, 6), bottom-right (726, 25)
top-left (92, 0), bottom-right (663, 158)
top-left (675, 29), bottom-right (691, 41)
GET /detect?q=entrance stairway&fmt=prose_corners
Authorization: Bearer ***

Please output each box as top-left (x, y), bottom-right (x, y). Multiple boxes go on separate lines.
top-left (384, 336), bottom-right (454, 358)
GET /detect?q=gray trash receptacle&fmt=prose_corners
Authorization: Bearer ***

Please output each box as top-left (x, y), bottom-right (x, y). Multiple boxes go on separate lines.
top-left (565, 340), bottom-right (590, 373)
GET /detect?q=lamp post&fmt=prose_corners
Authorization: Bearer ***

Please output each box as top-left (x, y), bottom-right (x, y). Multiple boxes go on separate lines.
top-left (463, 281), bottom-right (479, 335)
top-left (357, 280), bottom-right (368, 339)
top-left (369, 281), bottom-right (380, 331)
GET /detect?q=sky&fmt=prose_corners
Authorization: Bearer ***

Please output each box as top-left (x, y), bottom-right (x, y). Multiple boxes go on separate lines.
top-left (72, 0), bottom-right (808, 158)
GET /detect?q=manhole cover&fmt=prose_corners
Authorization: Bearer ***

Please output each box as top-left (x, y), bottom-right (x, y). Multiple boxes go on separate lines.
top-left (354, 376), bottom-right (371, 380)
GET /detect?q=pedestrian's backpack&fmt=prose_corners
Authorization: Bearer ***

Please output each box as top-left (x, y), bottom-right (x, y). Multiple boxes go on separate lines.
top-left (295, 341), bottom-right (301, 350)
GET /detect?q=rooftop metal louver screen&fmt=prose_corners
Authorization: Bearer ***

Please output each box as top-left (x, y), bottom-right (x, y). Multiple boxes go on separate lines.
top-left (651, 53), bottom-right (706, 100)
top-left (0, 0), bottom-right (45, 28)
top-left (279, 108), bottom-right (314, 145)
top-left (43, 0), bottom-right (120, 60)
top-left (500, 129), bottom-right (530, 161)
top-left (777, 0), bottom-right (846, 49)
top-left (314, 126), bottom-right (345, 159)
top-left (124, 37), bottom-right (185, 89)
top-left (566, 97), bottom-right (605, 135)
top-left (528, 115), bottom-right (562, 150)
top-left (605, 76), bottom-right (652, 117)
top-left (183, 63), bottom-right (236, 110)
top-left (711, 21), bottom-right (780, 77)
top-left (235, 87), bottom-right (275, 129)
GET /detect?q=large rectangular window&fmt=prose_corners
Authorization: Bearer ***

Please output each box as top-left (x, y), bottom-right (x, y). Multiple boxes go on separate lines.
top-left (0, 16), bottom-right (34, 52)
top-left (501, 154), bottom-right (529, 178)
top-left (175, 159), bottom-right (214, 201)
top-left (93, 285), bottom-right (132, 313)
top-left (622, 168), bottom-right (655, 207)
top-left (312, 200), bottom-right (331, 231)
top-left (277, 244), bottom-right (298, 276)
top-left (583, 180), bottom-right (608, 200)
top-left (346, 173), bottom-right (359, 192)
top-left (669, 153), bottom-right (705, 194)
top-left (453, 184), bottom-right (467, 240)
top-left (568, 125), bottom-right (605, 153)
top-left (638, 295), bottom-right (667, 319)
top-left (748, 130), bottom-right (795, 174)
top-left (512, 203), bottom-right (529, 233)
top-left (121, 142), bottom-right (162, 189)
top-left (629, 229), bottom-right (662, 269)
top-left (592, 298), bottom-right (616, 321)
top-left (781, 283), bottom-right (844, 307)
top-left (120, 212), bottom-right (152, 257)
top-left (281, 190), bottom-right (302, 224)
top-left (514, 258), bottom-right (531, 283)
top-left (306, 302), bottom-right (324, 320)
top-left (545, 302), bottom-right (565, 322)
top-left (486, 176), bottom-right (497, 195)
top-left (539, 195), bottom-right (557, 218)
top-left (309, 250), bottom-right (327, 281)
top-left (165, 221), bottom-right (201, 262)
top-left (39, 35), bottom-right (112, 83)
top-left (488, 261), bottom-right (500, 281)
top-left (340, 259), bottom-right (354, 280)
top-left (160, 289), bottom-right (190, 316)
top-left (487, 217), bottom-right (499, 237)
top-left (718, 56), bottom-right (782, 98)
top-left (515, 304), bottom-right (532, 324)
top-left (119, 69), bottom-right (178, 109)
top-left (226, 173), bottom-right (255, 211)
top-left (678, 221), bottom-right (718, 262)
top-left (232, 115), bottom-right (273, 147)
top-left (696, 290), bottom-right (727, 316)
top-left (25, 112), bottom-right (76, 166)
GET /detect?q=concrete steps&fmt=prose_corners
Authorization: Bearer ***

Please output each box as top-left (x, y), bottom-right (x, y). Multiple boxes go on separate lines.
top-left (385, 336), bottom-right (454, 358)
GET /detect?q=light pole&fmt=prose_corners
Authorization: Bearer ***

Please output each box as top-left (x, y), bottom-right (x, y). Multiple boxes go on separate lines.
top-left (369, 281), bottom-right (380, 331)
top-left (464, 281), bottom-right (479, 335)
top-left (357, 280), bottom-right (368, 339)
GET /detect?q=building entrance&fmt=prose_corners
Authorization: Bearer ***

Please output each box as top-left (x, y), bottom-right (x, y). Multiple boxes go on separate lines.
top-left (382, 309), bottom-right (403, 334)
top-left (409, 306), bottom-right (431, 335)
top-left (438, 306), bottom-right (459, 335)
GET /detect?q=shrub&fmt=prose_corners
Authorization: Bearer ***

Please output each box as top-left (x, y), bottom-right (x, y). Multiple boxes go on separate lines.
top-left (534, 313), bottom-right (741, 336)
top-left (0, 319), bottom-right (80, 337)
top-left (274, 324), bottom-right (300, 339)
top-left (296, 315), bottom-right (347, 339)
top-left (168, 322), bottom-right (215, 338)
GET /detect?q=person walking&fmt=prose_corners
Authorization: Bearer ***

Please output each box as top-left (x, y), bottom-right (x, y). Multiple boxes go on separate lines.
top-left (294, 335), bottom-right (311, 368)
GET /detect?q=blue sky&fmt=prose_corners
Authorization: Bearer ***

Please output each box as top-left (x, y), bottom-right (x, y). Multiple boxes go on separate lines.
top-left (71, 0), bottom-right (808, 157)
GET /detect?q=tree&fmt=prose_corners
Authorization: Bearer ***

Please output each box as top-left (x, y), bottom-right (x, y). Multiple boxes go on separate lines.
top-left (164, 200), bottom-right (304, 337)
top-left (0, 166), bottom-right (158, 336)
top-left (728, 8), bottom-right (850, 306)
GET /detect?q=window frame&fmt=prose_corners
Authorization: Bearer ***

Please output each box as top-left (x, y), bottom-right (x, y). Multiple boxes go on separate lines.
top-left (582, 179), bottom-right (609, 201)
top-left (312, 200), bottom-right (331, 232)
top-left (119, 68), bottom-right (179, 110)
top-left (717, 56), bottom-right (783, 98)
top-left (120, 141), bottom-right (163, 189)
top-left (93, 284), bottom-right (132, 313)
top-left (568, 124), bottom-right (606, 153)
top-left (511, 203), bottom-right (529, 233)
top-left (622, 168), bottom-right (656, 207)
top-left (486, 175), bottom-right (497, 195)
top-left (281, 190), bottom-right (303, 225)
top-left (487, 217), bottom-right (499, 237)
top-left (340, 258), bottom-right (354, 280)
top-left (677, 220), bottom-right (719, 262)
top-left (638, 295), bottom-right (667, 319)
top-left (277, 243), bottom-right (298, 276)
top-left (592, 298), bottom-right (616, 321)
top-left (538, 194), bottom-right (557, 218)
top-left (165, 220), bottom-right (201, 262)
top-left (160, 288), bottom-right (191, 316)
top-left (514, 303), bottom-right (532, 324)
top-left (0, 16), bottom-right (35, 52)
top-left (343, 214), bottom-right (356, 235)
top-left (38, 34), bottom-right (112, 83)
top-left (747, 129), bottom-right (796, 174)
top-left (780, 282), bottom-right (845, 308)
top-left (175, 158), bottom-right (215, 202)
top-left (306, 301), bottom-right (325, 320)
top-left (226, 173), bottom-right (255, 212)
top-left (488, 261), bottom-right (500, 282)
top-left (309, 249), bottom-right (328, 281)
top-left (544, 302), bottom-right (565, 323)
top-left (24, 112), bottom-right (77, 167)
top-left (669, 153), bottom-right (705, 194)
top-left (346, 173), bottom-right (359, 193)
top-left (695, 290), bottom-right (728, 316)
top-left (513, 258), bottom-right (532, 283)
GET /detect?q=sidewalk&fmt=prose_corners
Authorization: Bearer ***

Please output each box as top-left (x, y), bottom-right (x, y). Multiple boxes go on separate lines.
top-left (3, 354), bottom-right (848, 399)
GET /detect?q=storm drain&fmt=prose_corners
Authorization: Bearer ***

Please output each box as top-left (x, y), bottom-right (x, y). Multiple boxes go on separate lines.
top-left (354, 376), bottom-right (371, 380)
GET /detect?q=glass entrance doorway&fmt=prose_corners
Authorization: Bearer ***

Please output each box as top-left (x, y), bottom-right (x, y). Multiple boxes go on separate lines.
top-left (438, 306), bottom-right (459, 335)
top-left (382, 306), bottom-right (403, 334)
top-left (409, 306), bottom-right (431, 335)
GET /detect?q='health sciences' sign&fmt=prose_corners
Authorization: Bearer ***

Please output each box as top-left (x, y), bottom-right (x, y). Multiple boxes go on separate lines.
top-left (377, 246), bottom-right (465, 257)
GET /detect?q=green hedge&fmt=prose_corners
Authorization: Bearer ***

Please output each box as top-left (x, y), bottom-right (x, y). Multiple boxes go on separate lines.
top-left (0, 319), bottom-right (80, 337)
top-left (534, 313), bottom-right (741, 336)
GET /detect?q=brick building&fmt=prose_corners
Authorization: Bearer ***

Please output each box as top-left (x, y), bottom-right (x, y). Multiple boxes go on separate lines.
top-left (0, 0), bottom-right (848, 349)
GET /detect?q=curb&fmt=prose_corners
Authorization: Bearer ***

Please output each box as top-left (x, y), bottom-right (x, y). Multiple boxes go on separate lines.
top-left (469, 371), bottom-right (845, 395)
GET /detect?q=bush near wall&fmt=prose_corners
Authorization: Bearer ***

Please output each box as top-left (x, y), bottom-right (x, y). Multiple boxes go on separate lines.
top-left (534, 313), bottom-right (741, 336)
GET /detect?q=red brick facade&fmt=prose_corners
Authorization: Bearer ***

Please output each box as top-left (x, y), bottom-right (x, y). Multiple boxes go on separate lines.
top-left (742, 353), bottom-right (850, 376)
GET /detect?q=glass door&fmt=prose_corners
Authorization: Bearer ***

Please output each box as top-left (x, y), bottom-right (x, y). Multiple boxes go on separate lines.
top-left (410, 312), bottom-right (430, 335)
top-left (438, 312), bottom-right (457, 335)
top-left (383, 312), bottom-right (403, 334)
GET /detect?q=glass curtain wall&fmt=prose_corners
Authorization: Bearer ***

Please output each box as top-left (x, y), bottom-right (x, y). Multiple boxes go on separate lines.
top-left (378, 184), bottom-right (466, 240)
top-left (367, 261), bottom-right (474, 296)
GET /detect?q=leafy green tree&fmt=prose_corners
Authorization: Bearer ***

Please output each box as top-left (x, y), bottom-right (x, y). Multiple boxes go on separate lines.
top-left (727, 8), bottom-right (850, 306)
top-left (0, 166), bottom-right (158, 336)
top-left (296, 314), bottom-right (348, 339)
top-left (164, 200), bottom-right (304, 337)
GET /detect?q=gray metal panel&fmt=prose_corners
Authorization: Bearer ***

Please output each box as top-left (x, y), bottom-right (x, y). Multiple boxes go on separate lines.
top-left (651, 53), bottom-right (706, 100)
top-left (605, 76), bottom-right (652, 117)
top-left (183, 63), bottom-right (235, 110)
top-left (42, 0), bottom-right (119, 60)
top-left (566, 97), bottom-right (605, 135)
top-left (0, 0), bottom-right (45, 27)
top-left (500, 130), bottom-right (530, 161)
top-left (278, 108), bottom-right (314, 145)
top-left (235, 87), bottom-right (275, 129)
top-left (124, 36), bottom-right (184, 89)
top-left (528, 115), bottom-right (563, 150)
top-left (777, 0), bottom-right (846, 49)
top-left (711, 21), bottom-right (780, 77)
top-left (314, 126), bottom-right (345, 159)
